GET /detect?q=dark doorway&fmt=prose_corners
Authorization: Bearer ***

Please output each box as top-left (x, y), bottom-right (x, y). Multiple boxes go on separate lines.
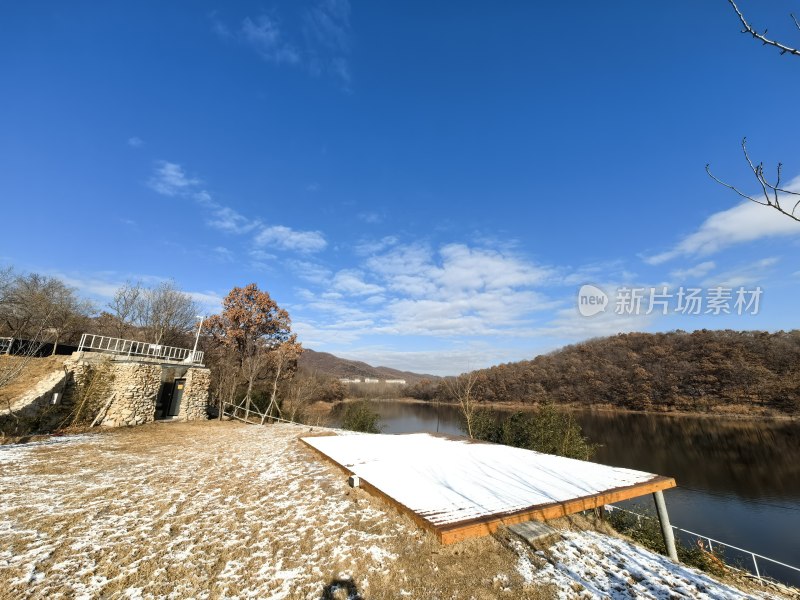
top-left (167, 378), bottom-right (186, 417)
top-left (155, 382), bottom-right (171, 419)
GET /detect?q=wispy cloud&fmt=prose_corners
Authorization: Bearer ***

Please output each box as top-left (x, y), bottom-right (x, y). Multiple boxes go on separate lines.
top-left (303, 0), bottom-right (352, 85)
top-left (147, 161), bottom-right (330, 256)
top-left (207, 206), bottom-right (259, 234)
top-left (357, 211), bottom-right (383, 224)
top-left (148, 161), bottom-right (258, 235)
top-left (148, 161), bottom-right (200, 196)
top-left (645, 200), bottom-right (800, 264)
top-left (255, 225), bottom-right (327, 253)
top-left (669, 261), bottom-right (716, 281)
top-left (127, 136), bottom-right (144, 148)
top-left (703, 257), bottom-right (778, 288)
top-left (213, 246), bottom-right (235, 262)
top-left (354, 236), bottom-right (398, 256)
top-left (287, 260), bottom-right (332, 284)
top-left (241, 15), bottom-right (300, 64)
top-left (332, 269), bottom-right (383, 296)
top-left (213, 1), bottom-right (353, 86)
top-left (299, 242), bottom-right (557, 339)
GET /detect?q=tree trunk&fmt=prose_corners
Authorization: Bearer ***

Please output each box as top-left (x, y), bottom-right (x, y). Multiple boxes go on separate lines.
top-left (268, 360), bottom-right (284, 421)
top-left (244, 378), bottom-right (253, 422)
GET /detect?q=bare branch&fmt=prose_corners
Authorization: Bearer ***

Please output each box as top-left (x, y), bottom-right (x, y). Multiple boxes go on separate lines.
top-left (727, 0), bottom-right (800, 57)
top-left (707, 138), bottom-right (800, 222)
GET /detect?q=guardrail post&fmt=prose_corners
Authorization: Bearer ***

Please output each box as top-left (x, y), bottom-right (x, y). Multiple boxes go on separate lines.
top-left (752, 554), bottom-right (762, 583)
top-left (653, 491), bottom-right (679, 562)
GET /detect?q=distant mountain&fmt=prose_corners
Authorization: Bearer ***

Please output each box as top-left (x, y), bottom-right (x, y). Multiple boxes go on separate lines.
top-left (298, 349), bottom-right (437, 384)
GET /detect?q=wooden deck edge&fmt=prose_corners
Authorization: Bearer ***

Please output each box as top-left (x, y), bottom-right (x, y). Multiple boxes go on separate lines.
top-left (299, 437), bottom-right (676, 546)
top-left (436, 476), bottom-right (677, 544)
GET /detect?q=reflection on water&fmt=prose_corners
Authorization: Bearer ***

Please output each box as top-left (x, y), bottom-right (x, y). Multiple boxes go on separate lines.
top-left (339, 400), bottom-right (800, 586)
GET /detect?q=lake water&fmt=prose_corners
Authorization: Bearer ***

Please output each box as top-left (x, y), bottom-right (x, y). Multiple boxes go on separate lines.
top-left (331, 400), bottom-right (800, 586)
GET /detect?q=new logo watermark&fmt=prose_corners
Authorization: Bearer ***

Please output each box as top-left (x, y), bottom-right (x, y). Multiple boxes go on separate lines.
top-left (577, 284), bottom-right (609, 317)
top-left (577, 285), bottom-right (762, 317)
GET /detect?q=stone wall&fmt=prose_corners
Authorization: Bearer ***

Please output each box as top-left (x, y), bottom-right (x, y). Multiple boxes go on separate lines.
top-left (103, 362), bottom-right (162, 427)
top-left (2, 353), bottom-right (212, 434)
top-left (179, 367), bottom-right (211, 421)
top-left (66, 353), bottom-right (211, 428)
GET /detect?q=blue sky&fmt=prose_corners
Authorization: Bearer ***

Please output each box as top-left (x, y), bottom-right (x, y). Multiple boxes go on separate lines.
top-left (2, 1), bottom-right (800, 375)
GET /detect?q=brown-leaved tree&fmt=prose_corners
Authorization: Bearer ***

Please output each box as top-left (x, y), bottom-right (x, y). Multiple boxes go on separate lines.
top-left (205, 284), bottom-right (300, 421)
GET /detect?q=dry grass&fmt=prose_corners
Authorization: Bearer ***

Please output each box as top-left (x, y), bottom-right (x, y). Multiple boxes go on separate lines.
top-left (1, 420), bottom-right (778, 600)
top-left (0, 420), bottom-right (549, 599)
top-left (0, 355), bottom-right (69, 407)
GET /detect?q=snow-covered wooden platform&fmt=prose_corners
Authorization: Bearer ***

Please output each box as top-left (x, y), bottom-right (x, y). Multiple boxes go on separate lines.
top-left (301, 432), bottom-right (676, 544)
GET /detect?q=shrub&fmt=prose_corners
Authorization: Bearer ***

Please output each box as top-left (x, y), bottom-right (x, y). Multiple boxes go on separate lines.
top-left (472, 403), bottom-right (597, 460)
top-left (341, 400), bottom-right (382, 433)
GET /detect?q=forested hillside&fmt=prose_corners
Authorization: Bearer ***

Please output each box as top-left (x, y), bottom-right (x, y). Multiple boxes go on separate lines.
top-left (459, 331), bottom-right (800, 415)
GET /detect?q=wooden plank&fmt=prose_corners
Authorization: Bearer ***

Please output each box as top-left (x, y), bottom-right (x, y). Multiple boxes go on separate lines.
top-left (300, 437), bottom-right (676, 545)
top-left (437, 476), bottom-right (676, 544)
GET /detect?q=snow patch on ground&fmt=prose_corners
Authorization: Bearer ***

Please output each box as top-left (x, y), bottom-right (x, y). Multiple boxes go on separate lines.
top-left (0, 423), bottom-right (410, 599)
top-left (512, 530), bottom-right (771, 599)
top-left (0, 423), bottom-right (776, 599)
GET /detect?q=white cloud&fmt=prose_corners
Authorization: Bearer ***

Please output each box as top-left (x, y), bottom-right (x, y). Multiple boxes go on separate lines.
top-left (127, 136), bottom-right (144, 148)
top-left (357, 211), bottom-right (383, 224)
top-left (207, 206), bottom-right (258, 234)
top-left (670, 261), bottom-right (716, 281)
top-left (288, 260), bottom-right (332, 284)
top-left (332, 269), bottom-right (383, 296)
top-left (646, 200), bottom-right (800, 264)
top-left (354, 236), bottom-right (398, 256)
top-left (213, 246), bottom-right (234, 262)
top-left (241, 15), bottom-right (300, 64)
top-left (296, 242), bottom-right (558, 339)
top-left (255, 225), bottom-right (327, 253)
top-left (703, 257), bottom-right (778, 288)
top-left (534, 304), bottom-right (658, 340)
top-left (303, 0), bottom-right (352, 85)
top-left (148, 161), bottom-right (200, 197)
top-left (214, 1), bottom-right (352, 86)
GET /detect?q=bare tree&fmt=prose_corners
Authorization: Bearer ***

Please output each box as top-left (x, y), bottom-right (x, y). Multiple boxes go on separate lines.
top-left (709, 4), bottom-right (800, 221)
top-left (262, 339), bottom-right (302, 423)
top-left (108, 281), bottom-right (143, 339)
top-left (706, 138), bottom-right (800, 222)
top-left (726, 0), bottom-right (800, 57)
top-left (2, 273), bottom-right (55, 338)
top-left (0, 273), bottom-right (90, 351)
top-left (137, 281), bottom-right (197, 346)
top-left (445, 370), bottom-right (480, 438)
top-left (282, 369), bottom-right (321, 423)
top-left (48, 284), bottom-right (93, 354)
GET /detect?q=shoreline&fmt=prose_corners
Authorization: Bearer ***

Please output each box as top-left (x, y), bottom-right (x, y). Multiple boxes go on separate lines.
top-left (351, 396), bottom-right (799, 422)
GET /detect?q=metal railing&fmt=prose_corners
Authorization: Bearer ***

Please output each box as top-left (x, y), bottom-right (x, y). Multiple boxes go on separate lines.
top-left (0, 337), bottom-right (12, 355)
top-left (77, 333), bottom-right (204, 364)
top-left (605, 504), bottom-right (800, 585)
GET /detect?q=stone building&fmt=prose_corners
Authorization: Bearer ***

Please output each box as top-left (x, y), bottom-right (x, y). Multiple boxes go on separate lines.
top-left (66, 352), bottom-right (211, 428)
